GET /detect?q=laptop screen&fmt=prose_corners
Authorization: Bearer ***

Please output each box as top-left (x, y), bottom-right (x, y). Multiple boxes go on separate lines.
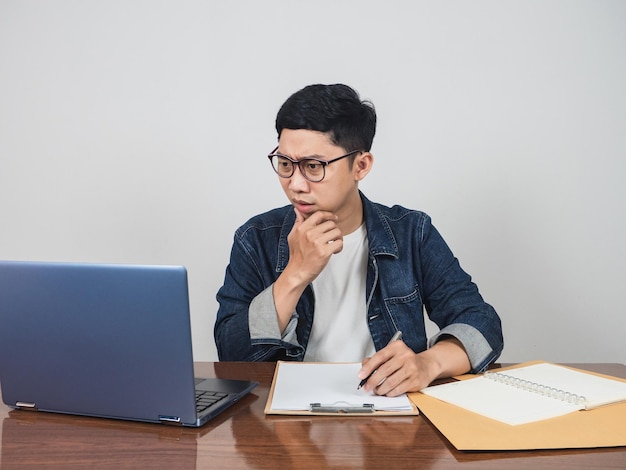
top-left (0, 261), bottom-right (200, 425)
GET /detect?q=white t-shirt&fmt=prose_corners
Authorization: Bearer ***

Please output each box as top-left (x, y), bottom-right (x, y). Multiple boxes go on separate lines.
top-left (304, 224), bottom-right (376, 362)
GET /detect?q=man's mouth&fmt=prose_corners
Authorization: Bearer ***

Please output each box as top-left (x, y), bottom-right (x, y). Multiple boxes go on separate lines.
top-left (293, 199), bottom-right (314, 214)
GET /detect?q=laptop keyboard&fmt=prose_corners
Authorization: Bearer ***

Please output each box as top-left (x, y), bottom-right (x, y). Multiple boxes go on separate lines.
top-left (195, 390), bottom-right (228, 413)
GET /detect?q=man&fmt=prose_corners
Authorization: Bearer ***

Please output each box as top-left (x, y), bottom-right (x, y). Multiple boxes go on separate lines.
top-left (214, 84), bottom-right (503, 396)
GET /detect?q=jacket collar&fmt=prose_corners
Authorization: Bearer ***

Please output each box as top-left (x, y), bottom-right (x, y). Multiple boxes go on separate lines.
top-left (360, 192), bottom-right (399, 259)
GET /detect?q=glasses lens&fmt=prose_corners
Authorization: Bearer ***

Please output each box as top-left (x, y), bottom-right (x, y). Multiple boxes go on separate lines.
top-left (271, 155), bottom-right (294, 177)
top-left (300, 159), bottom-right (325, 182)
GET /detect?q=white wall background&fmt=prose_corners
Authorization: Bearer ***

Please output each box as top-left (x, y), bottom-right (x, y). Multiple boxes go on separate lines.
top-left (1, 0), bottom-right (624, 364)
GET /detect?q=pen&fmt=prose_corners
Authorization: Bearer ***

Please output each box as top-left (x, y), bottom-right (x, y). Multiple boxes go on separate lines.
top-left (357, 330), bottom-right (403, 390)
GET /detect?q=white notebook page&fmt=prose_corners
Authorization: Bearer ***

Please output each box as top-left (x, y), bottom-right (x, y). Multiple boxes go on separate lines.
top-left (421, 363), bottom-right (626, 425)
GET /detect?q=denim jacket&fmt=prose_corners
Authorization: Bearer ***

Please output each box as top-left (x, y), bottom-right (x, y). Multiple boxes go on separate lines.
top-left (215, 192), bottom-right (503, 373)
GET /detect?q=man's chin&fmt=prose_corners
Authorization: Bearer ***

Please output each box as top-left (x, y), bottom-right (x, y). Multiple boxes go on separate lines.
top-left (293, 202), bottom-right (316, 216)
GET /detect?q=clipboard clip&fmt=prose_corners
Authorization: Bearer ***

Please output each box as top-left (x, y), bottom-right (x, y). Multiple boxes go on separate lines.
top-left (309, 402), bottom-right (375, 413)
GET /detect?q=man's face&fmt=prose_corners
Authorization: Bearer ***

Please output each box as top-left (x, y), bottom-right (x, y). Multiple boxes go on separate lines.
top-left (275, 129), bottom-right (363, 221)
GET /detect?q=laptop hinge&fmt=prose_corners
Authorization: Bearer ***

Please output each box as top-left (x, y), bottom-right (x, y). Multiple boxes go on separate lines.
top-left (16, 401), bottom-right (38, 411)
top-left (158, 415), bottom-right (182, 425)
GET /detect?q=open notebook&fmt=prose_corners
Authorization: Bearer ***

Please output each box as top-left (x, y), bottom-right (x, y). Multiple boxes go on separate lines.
top-left (421, 362), bottom-right (626, 425)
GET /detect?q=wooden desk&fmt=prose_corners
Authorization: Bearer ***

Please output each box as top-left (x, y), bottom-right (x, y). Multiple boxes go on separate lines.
top-left (1, 362), bottom-right (625, 469)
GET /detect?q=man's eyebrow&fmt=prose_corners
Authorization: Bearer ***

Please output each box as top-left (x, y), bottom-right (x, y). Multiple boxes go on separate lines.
top-left (277, 150), bottom-right (328, 160)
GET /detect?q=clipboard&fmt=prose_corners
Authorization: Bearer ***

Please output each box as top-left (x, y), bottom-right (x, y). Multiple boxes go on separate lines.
top-left (408, 361), bottom-right (626, 450)
top-left (264, 361), bottom-right (419, 416)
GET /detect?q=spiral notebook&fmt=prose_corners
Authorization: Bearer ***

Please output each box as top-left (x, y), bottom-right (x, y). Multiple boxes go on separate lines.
top-left (421, 362), bottom-right (626, 425)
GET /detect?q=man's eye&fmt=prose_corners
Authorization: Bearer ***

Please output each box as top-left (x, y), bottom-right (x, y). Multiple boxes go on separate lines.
top-left (304, 160), bottom-right (322, 171)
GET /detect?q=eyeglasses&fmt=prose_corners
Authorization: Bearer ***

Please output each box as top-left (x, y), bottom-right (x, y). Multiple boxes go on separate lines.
top-left (267, 146), bottom-right (362, 183)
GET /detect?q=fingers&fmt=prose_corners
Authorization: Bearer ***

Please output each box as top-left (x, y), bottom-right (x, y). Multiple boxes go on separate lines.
top-left (294, 206), bottom-right (334, 225)
top-left (357, 342), bottom-right (416, 397)
top-left (291, 209), bottom-right (343, 250)
top-left (358, 346), bottom-right (397, 390)
top-left (293, 207), bottom-right (305, 224)
top-left (374, 368), bottom-right (411, 397)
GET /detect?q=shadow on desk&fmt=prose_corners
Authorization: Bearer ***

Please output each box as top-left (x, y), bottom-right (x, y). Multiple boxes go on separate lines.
top-left (231, 407), bottom-right (426, 469)
top-left (1, 411), bottom-right (200, 469)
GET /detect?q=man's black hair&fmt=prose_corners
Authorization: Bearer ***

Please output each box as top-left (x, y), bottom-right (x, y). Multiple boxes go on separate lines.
top-left (275, 84), bottom-right (376, 152)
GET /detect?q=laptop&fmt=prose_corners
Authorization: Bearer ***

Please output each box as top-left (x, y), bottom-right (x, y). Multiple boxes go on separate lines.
top-left (0, 260), bottom-right (257, 427)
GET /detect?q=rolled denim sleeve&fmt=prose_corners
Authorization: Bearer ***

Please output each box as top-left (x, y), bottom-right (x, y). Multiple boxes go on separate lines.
top-left (428, 323), bottom-right (496, 373)
top-left (249, 286), bottom-right (298, 344)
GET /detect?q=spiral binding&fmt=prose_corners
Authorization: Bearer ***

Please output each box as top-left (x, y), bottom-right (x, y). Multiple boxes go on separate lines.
top-left (483, 370), bottom-right (587, 406)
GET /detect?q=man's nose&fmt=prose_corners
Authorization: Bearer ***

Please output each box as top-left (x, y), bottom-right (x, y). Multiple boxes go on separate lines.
top-left (288, 165), bottom-right (310, 191)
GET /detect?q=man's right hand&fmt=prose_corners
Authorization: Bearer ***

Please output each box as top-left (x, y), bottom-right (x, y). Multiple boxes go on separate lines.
top-left (272, 207), bottom-right (343, 332)
top-left (286, 207), bottom-right (343, 286)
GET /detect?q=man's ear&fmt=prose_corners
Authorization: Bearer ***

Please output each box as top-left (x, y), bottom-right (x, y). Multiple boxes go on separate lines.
top-left (353, 152), bottom-right (374, 182)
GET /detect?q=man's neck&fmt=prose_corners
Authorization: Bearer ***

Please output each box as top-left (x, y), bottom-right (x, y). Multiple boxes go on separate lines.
top-left (336, 192), bottom-right (364, 235)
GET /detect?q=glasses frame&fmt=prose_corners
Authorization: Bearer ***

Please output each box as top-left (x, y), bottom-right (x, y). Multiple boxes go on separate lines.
top-left (267, 146), bottom-right (363, 183)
